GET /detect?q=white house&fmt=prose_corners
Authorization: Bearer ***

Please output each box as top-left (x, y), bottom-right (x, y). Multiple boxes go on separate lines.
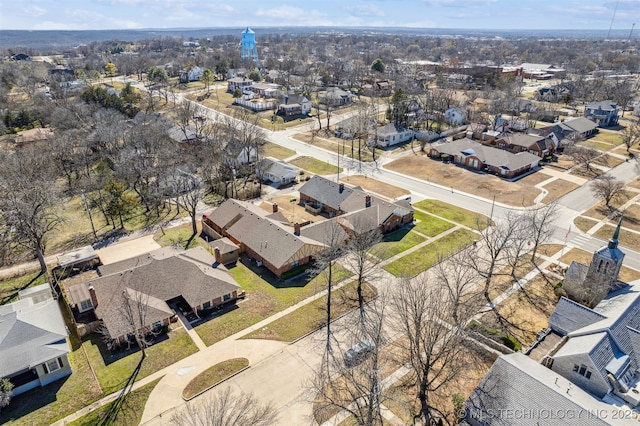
top-left (371, 123), bottom-right (414, 148)
top-left (257, 158), bottom-right (299, 187)
top-left (444, 107), bottom-right (467, 126)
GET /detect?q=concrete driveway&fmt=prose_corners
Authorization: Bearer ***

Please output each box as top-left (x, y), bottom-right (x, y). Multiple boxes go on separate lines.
top-left (96, 235), bottom-right (161, 265)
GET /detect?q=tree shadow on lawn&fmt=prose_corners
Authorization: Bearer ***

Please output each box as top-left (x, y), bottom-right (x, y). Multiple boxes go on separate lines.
top-left (97, 356), bottom-right (145, 425)
top-left (0, 271), bottom-right (45, 305)
top-left (84, 332), bottom-right (168, 369)
top-left (0, 377), bottom-right (68, 424)
top-left (229, 257), bottom-right (311, 289)
top-left (381, 226), bottom-right (413, 243)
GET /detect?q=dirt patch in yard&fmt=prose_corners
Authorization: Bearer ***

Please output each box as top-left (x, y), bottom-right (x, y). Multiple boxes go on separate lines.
top-left (340, 175), bottom-right (409, 200)
top-left (384, 153), bottom-right (544, 207)
top-left (260, 195), bottom-right (327, 225)
top-left (540, 178), bottom-right (579, 203)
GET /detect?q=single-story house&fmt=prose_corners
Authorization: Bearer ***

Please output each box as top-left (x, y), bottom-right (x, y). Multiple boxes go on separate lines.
top-left (68, 246), bottom-right (242, 345)
top-left (371, 123), bottom-right (414, 148)
top-left (493, 133), bottom-right (556, 157)
top-left (584, 100), bottom-right (619, 128)
top-left (246, 82), bottom-right (280, 98)
top-left (558, 117), bottom-right (599, 139)
top-left (0, 284), bottom-right (72, 396)
top-left (13, 127), bottom-right (54, 147)
top-left (320, 87), bottom-right (353, 107)
top-left (429, 138), bottom-right (540, 178)
top-left (298, 175), bottom-right (414, 232)
top-left (257, 157), bottom-right (299, 187)
top-left (203, 199), bottom-right (327, 278)
top-left (168, 125), bottom-right (198, 144)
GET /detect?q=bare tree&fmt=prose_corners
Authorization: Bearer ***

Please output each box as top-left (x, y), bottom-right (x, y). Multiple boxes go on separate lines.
top-left (171, 169), bottom-right (205, 237)
top-left (170, 387), bottom-right (278, 426)
top-left (0, 149), bottom-right (63, 275)
top-left (525, 202), bottom-right (559, 263)
top-left (621, 121), bottom-right (640, 154)
top-left (565, 144), bottom-right (601, 175)
top-left (389, 275), bottom-right (470, 425)
top-left (310, 221), bottom-right (347, 354)
top-left (312, 298), bottom-right (387, 426)
top-left (590, 175), bottom-right (627, 209)
top-left (341, 227), bottom-right (382, 319)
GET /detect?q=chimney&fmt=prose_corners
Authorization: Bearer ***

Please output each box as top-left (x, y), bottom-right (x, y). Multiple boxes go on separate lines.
top-left (294, 222), bottom-right (301, 236)
top-left (272, 202), bottom-right (278, 213)
top-left (88, 285), bottom-right (98, 309)
top-left (365, 194), bottom-right (372, 208)
top-left (214, 247), bottom-right (222, 264)
top-left (339, 183), bottom-right (344, 193)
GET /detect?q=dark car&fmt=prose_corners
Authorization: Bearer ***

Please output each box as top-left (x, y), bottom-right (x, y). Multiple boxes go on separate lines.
top-left (344, 340), bottom-right (375, 367)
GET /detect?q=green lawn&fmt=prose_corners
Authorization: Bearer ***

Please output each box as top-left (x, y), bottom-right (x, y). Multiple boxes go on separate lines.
top-left (242, 282), bottom-right (377, 342)
top-left (0, 272), bottom-right (47, 305)
top-left (412, 211), bottom-right (455, 237)
top-left (262, 142), bottom-right (296, 160)
top-left (413, 199), bottom-right (490, 230)
top-left (384, 228), bottom-right (478, 277)
top-left (67, 378), bottom-right (161, 426)
top-left (195, 262), bottom-right (353, 346)
top-left (579, 140), bottom-right (613, 151)
top-left (153, 223), bottom-right (204, 249)
top-left (592, 132), bottom-right (624, 145)
top-left (183, 358), bottom-right (249, 400)
top-left (290, 156), bottom-right (342, 175)
top-left (0, 302), bottom-right (103, 426)
top-left (82, 328), bottom-right (198, 393)
top-left (370, 228), bottom-right (426, 261)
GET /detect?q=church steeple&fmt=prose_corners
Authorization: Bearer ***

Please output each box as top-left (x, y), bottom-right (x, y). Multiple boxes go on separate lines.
top-left (608, 215), bottom-right (623, 249)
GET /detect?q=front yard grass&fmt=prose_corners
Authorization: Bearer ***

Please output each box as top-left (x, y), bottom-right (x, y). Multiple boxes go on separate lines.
top-left (412, 211), bottom-right (455, 237)
top-left (0, 301), bottom-right (103, 426)
top-left (243, 282), bottom-right (377, 342)
top-left (541, 179), bottom-right (579, 203)
top-left (573, 216), bottom-right (599, 233)
top-left (413, 199), bottom-right (489, 230)
top-left (82, 328), bottom-right (198, 394)
top-left (290, 156), bottom-right (342, 175)
top-left (153, 222), bottom-right (205, 249)
top-left (195, 262), bottom-right (353, 346)
top-left (592, 131), bottom-right (624, 145)
top-left (340, 175), bottom-right (409, 200)
top-left (262, 142), bottom-right (296, 160)
top-left (579, 140), bottom-right (614, 151)
top-left (370, 228), bottom-right (426, 261)
top-left (384, 228), bottom-right (478, 277)
top-left (594, 224), bottom-right (640, 252)
top-left (0, 272), bottom-right (47, 305)
top-left (67, 378), bottom-right (161, 426)
top-left (183, 358), bottom-right (249, 400)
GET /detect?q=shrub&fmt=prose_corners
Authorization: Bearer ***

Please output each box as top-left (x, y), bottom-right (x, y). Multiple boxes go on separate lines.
top-left (501, 335), bottom-right (522, 351)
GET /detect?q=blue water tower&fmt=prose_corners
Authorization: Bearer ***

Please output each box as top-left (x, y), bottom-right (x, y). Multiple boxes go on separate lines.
top-left (241, 27), bottom-right (259, 63)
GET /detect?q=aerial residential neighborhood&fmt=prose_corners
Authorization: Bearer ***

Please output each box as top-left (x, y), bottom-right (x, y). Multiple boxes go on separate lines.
top-left (1, 2), bottom-right (640, 425)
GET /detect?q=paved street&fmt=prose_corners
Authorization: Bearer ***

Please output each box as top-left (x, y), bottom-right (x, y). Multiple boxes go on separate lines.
top-left (17, 80), bottom-right (640, 425)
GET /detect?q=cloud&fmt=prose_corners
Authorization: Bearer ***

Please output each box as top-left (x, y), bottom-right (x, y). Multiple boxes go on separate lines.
top-left (422, 0), bottom-right (496, 7)
top-left (24, 5), bottom-right (46, 17)
top-left (345, 4), bottom-right (385, 17)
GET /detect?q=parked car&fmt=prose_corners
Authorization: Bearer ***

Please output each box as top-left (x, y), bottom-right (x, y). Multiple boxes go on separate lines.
top-left (344, 340), bottom-right (375, 367)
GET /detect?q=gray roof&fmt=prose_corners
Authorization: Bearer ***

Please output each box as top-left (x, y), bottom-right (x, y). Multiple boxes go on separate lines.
top-left (70, 247), bottom-right (240, 339)
top-left (257, 158), bottom-right (298, 180)
top-left (467, 353), bottom-right (622, 426)
top-left (376, 123), bottom-right (410, 138)
top-left (207, 199), bottom-right (326, 269)
top-left (560, 117), bottom-right (598, 134)
top-left (299, 220), bottom-right (350, 246)
top-left (299, 176), bottom-right (413, 223)
top-left (549, 297), bottom-right (607, 336)
top-left (586, 101), bottom-right (617, 112)
top-left (431, 138), bottom-right (540, 171)
top-left (0, 296), bottom-right (69, 378)
top-left (57, 245), bottom-right (99, 268)
top-left (500, 133), bottom-right (545, 149)
top-left (168, 125), bottom-right (197, 143)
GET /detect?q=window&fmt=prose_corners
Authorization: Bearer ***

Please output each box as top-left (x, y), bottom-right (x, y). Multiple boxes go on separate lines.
top-left (79, 299), bottom-right (93, 312)
top-left (575, 364), bottom-right (592, 379)
top-left (223, 293), bottom-right (231, 302)
top-left (203, 301), bottom-right (211, 309)
top-left (44, 358), bottom-right (61, 374)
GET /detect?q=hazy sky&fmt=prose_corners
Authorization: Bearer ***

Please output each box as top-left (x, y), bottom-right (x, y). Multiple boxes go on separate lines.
top-left (0, 0), bottom-right (638, 31)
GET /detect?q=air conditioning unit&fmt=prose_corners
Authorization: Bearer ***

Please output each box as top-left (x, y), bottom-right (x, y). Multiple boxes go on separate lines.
top-left (256, 259), bottom-right (263, 267)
